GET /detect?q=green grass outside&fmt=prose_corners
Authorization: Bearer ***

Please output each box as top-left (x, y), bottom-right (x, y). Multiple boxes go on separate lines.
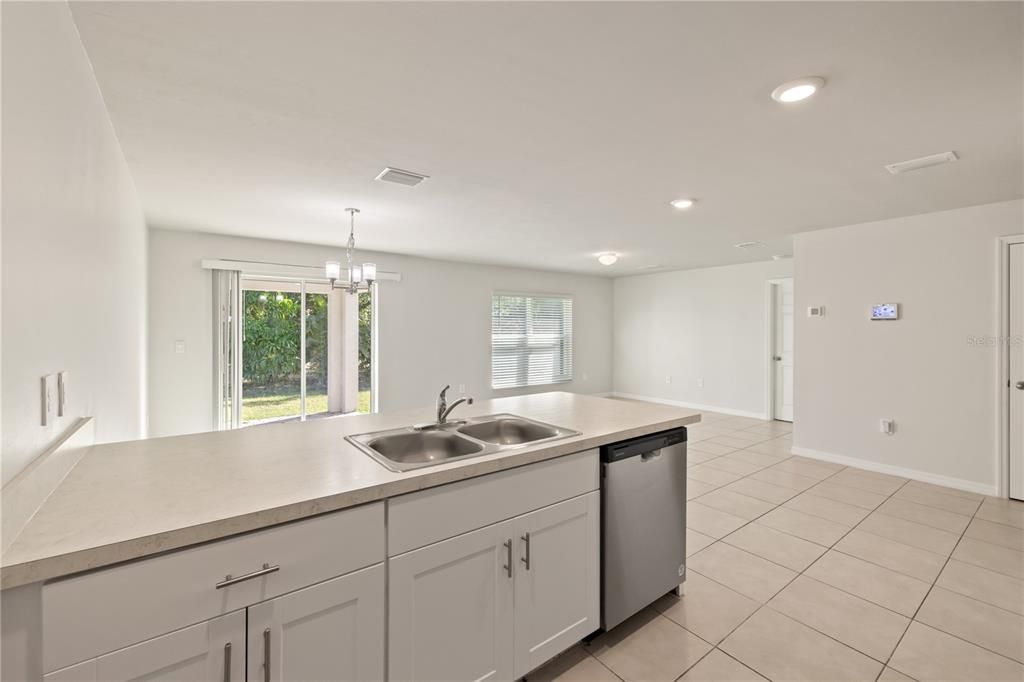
top-left (242, 388), bottom-right (371, 422)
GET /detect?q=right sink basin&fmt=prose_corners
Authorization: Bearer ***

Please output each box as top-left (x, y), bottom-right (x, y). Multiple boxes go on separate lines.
top-left (457, 417), bottom-right (559, 445)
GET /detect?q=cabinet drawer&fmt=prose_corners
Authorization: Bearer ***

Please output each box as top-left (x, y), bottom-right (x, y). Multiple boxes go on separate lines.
top-left (388, 450), bottom-right (598, 555)
top-left (42, 502), bottom-right (384, 673)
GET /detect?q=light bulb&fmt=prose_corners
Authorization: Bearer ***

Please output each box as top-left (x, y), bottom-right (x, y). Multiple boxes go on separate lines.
top-left (325, 261), bottom-right (341, 280)
top-left (362, 263), bottom-right (377, 281)
top-left (597, 253), bottom-right (619, 266)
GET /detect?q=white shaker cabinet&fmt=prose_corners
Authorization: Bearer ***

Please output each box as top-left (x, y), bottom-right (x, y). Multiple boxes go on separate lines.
top-left (43, 611), bottom-right (245, 682)
top-left (388, 490), bottom-right (600, 682)
top-left (513, 491), bottom-right (600, 678)
top-left (246, 564), bottom-right (385, 682)
top-left (388, 519), bottom-right (516, 682)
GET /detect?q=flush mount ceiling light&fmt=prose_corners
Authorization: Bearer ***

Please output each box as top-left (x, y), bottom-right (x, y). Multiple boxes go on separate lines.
top-left (772, 254), bottom-right (792, 261)
top-left (325, 208), bottom-right (376, 294)
top-left (734, 241), bottom-right (767, 249)
top-left (771, 76), bottom-right (825, 103)
top-left (597, 253), bottom-right (619, 266)
top-left (670, 198), bottom-right (696, 210)
top-left (885, 151), bottom-right (959, 175)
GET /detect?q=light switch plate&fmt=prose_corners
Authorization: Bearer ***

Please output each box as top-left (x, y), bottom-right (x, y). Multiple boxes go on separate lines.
top-left (41, 374), bottom-right (56, 426)
top-left (57, 371), bottom-right (68, 417)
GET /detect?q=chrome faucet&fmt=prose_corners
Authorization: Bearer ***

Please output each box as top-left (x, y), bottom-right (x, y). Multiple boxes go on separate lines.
top-left (436, 384), bottom-right (474, 425)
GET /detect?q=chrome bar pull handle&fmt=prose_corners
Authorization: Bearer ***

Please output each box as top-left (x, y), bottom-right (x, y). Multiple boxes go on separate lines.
top-left (223, 642), bottom-right (231, 682)
top-left (215, 563), bottom-right (279, 589)
top-left (1016, 381), bottom-right (1024, 390)
top-left (503, 539), bottom-right (512, 578)
top-left (521, 532), bottom-right (531, 570)
top-left (263, 628), bottom-right (271, 682)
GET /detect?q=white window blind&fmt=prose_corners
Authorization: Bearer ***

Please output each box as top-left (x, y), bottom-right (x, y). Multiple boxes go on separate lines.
top-left (491, 293), bottom-right (573, 389)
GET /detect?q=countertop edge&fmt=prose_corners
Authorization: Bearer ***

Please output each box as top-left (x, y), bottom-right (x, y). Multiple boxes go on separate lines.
top-left (1, 413), bottom-right (699, 589)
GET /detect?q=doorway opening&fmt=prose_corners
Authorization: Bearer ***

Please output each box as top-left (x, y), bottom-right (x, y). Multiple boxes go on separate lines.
top-left (1001, 236), bottom-right (1023, 500)
top-left (216, 276), bottom-right (375, 429)
top-left (767, 278), bottom-right (794, 423)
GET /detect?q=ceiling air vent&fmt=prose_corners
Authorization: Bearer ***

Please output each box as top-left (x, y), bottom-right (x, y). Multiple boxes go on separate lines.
top-left (885, 151), bottom-right (958, 175)
top-left (375, 167), bottom-right (429, 187)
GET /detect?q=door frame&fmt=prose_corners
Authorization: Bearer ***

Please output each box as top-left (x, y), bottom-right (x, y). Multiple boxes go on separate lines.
top-left (998, 235), bottom-right (1024, 498)
top-left (765, 278), bottom-right (794, 422)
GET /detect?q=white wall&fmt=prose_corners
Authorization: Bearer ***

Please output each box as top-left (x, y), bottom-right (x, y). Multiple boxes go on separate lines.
top-left (148, 228), bottom-right (613, 437)
top-left (612, 259), bottom-right (794, 417)
top-left (1, 2), bottom-right (147, 485)
top-left (793, 199), bottom-right (1023, 494)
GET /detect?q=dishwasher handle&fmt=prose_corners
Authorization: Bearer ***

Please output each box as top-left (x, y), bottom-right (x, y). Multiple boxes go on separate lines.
top-left (640, 449), bottom-right (662, 461)
top-left (603, 428), bottom-right (686, 462)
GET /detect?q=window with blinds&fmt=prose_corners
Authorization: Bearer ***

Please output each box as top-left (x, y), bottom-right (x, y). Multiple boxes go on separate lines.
top-left (491, 293), bottom-right (574, 389)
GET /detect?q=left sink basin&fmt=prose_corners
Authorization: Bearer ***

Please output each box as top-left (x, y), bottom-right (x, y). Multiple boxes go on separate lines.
top-left (366, 430), bottom-right (484, 467)
top-left (347, 426), bottom-right (492, 472)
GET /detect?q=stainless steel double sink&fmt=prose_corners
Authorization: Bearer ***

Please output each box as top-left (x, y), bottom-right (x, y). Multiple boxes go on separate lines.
top-left (346, 413), bottom-right (580, 472)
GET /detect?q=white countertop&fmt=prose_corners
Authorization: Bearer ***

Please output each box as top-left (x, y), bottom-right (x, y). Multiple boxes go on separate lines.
top-left (1, 392), bottom-right (699, 589)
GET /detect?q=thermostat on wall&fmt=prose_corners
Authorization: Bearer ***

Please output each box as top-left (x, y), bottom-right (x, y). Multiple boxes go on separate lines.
top-left (871, 303), bottom-right (900, 320)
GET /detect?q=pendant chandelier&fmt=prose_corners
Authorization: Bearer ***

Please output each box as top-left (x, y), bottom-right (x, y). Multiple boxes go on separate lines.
top-left (325, 207), bottom-right (376, 294)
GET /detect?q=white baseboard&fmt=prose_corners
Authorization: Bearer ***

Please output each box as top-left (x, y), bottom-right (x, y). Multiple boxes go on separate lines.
top-left (608, 393), bottom-right (769, 421)
top-left (791, 446), bottom-right (997, 497)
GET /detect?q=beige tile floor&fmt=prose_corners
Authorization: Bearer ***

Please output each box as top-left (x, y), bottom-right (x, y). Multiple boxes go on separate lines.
top-left (531, 410), bottom-right (1024, 682)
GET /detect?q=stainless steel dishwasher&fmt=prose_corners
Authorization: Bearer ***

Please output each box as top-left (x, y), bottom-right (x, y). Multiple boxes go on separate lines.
top-left (600, 427), bottom-right (687, 631)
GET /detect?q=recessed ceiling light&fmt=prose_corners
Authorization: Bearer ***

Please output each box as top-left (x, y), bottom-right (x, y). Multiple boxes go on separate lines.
top-left (734, 241), bottom-right (767, 249)
top-left (771, 76), bottom-right (825, 103)
top-left (597, 253), bottom-right (619, 266)
top-left (670, 198), bottom-right (696, 210)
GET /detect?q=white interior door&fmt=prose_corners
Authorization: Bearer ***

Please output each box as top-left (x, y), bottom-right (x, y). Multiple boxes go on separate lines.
top-left (1009, 244), bottom-right (1023, 500)
top-left (773, 279), bottom-right (795, 422)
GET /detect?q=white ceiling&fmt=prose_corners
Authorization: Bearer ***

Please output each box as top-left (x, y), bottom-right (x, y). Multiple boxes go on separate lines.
top-left (71, 1), bottom-right (1022, 276)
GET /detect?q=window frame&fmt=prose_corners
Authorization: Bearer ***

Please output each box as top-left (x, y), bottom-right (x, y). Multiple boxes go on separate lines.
top-left (489, 290), bottom-right (575, 390)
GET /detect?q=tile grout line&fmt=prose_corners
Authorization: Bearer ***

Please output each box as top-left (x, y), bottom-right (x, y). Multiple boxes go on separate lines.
top-left (695, 420), bottom-right (1023, 678)
top-left (691, 456), bottom-right (927, 679)
top-left (879, 494), bottom-right (1024, 678)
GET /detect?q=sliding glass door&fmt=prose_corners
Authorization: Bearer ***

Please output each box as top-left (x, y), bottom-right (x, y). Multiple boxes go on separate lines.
top-left (214, 274), bottom-right (375, 429)
top-left (241, 285), bottom-right (304, 424)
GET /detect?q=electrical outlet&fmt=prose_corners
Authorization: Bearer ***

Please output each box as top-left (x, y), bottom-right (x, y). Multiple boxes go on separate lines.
top-left (665, 374), bottom-right (672, 385)
top-left (880, 419), bottom-right (895, 435)
top-left (582, 372), bottom-right (589, 382)
top-left (697, 377), bottom-right (704, 388)
top-left (174, 340), bottom-right (186, 354)
top-left (458, 383), bottom-right (466, 395)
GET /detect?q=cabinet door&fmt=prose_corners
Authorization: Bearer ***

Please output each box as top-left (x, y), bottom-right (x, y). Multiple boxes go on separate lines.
top-left (44, 611), bottom-right (245, 682)
top-left (389, 519), bottom-right (515, 682)
top-left (513, 492), bottom-right (600, 678)
top-left (246, 563), bottom-right (385, 682)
